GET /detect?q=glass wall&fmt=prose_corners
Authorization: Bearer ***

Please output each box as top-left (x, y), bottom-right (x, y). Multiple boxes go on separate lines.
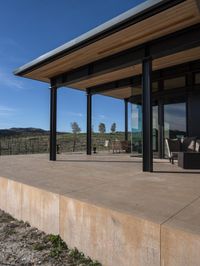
top-left (131, 104), bottom-right (159, 157)
top-left (164, 102), bottom-right (186, 155)
top-left (130, 75), bottom-right (187, 158)
top-left (131, 102), bottom-right (186, 157)
top-left (153, 106), bottom-right (158, 156)
top-left (131, 104), bottom-right (142, 155)
top-left (164, 102), bottom-right (186, 139)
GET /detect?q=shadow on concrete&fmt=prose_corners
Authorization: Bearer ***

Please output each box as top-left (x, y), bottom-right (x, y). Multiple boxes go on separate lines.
top-left (154, 170), bottom-right (200, 174)
top-left (56, 159), bottom-right (141, 163)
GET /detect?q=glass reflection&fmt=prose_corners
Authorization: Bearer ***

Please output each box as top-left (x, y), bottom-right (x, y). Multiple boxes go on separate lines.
top-left (164, 102), bottom-right (186, 156)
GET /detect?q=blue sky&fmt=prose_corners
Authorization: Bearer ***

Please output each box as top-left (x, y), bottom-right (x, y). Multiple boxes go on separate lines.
top-left (0, 0), bottom-right (145, 132)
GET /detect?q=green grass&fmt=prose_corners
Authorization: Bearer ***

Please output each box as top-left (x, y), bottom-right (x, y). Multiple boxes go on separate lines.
top-left (68, 247), bottom-right (102, 266)
top-left (46, 234), bottom-right (102, 265)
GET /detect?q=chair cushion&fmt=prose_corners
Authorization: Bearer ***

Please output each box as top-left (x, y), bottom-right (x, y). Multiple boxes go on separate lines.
top-left (195, 139), bottom-right (200, 152)
top-left (182, 137), bottom-right (196, 152)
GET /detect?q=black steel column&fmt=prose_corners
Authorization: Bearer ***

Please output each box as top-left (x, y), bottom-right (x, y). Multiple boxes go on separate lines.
top-left (186, 73), bottom-right (194, 136)
top-left (86, 89), bottom-right (92, 155)
top-left (142, 57), bottom-right (153, 172)
top-left (50, 82), bottom-right (57, 161)
top-left (158, 80), bottom-right (164, 159)
top-left (158, 99), bottom-right (164, 159)
top-left (124, 99), bottom-right (128, 141)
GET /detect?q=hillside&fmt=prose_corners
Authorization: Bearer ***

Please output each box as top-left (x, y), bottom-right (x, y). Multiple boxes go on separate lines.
top-left (0, 128), bottom-right (50, 136)
top-left (0, 129), bottom-right (129, 156)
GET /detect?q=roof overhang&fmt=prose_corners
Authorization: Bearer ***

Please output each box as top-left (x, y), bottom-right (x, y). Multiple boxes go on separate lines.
top-left (14, 0), bottom-right (200, 99)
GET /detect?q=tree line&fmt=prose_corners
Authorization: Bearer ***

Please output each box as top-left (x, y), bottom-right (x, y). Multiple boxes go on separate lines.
top-left (71, 122), bottom-right (117, 152)
top-left (71, 122), bottom-right (117, 135)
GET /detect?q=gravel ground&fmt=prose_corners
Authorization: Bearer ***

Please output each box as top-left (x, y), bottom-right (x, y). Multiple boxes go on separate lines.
top-left (0, 210), bottom-right (101, 266)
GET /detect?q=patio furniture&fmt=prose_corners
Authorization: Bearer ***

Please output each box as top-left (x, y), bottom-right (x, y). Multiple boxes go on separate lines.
top-left (165, 137), bottom-right (197, 164)
top-left (181, 137), bottom-right (196, 152)
top-left (104, 140), bottom-right (110, 152)
top-left (112, 140), bottom-right (121, 153)
top-left (195, 139), bottom-right (200, 153)
top-left (178, 152), bottom-right (200, 169)
top-left (120, 140), bottom-right (131, 153)
top-left (112, 140), bottom-right (131, 153)
top-left (165, 138), bottom-right (181, 164)
top-left (93, 146), bottom-right (97, 154)
top-left (56, 144), bottom-right (61, 154)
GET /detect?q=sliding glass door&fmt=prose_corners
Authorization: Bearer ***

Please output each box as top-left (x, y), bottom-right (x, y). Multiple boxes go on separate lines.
top-left (164, 102), bottom-right (186, 156)
top-left (131, 104), bottom-right (159, 156)
top-left (131, 102), bottom-right (186, 157)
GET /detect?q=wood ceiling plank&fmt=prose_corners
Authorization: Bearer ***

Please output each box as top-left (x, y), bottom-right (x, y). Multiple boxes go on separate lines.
top-left (68, 47), bottom-right (200, 89)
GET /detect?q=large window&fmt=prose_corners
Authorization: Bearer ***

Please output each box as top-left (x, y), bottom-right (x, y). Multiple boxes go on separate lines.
top-left (131, 104), bottom-right (158, 156)
top-left (131, 104), bottom-right (142, 155)
top-left (164, 102), bottom-right (186, 155)
top-left (153, 106), bottom-right (158, 154)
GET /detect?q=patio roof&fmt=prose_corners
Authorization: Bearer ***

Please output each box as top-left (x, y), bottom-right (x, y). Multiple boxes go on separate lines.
top-left (14, 0), bottom-right (200, 100)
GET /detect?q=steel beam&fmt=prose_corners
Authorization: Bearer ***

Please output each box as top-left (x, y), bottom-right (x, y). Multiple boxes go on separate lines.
top-left (89, 59), bottom-right (200, 95)
top-left (149, 24), bottom-right (200, 59)
top-left (50, 82), bottom-right (57, 161)
top-left (129, 84), bottom-right (200, 104)
top-left (86, 89), bottom-right (92, 155)
top-left (124, 99), bottom-right (128, 141)
top-left (142, 57), bottom-right (153, 172)
top-left (90, 76), bottom-right (141, 95)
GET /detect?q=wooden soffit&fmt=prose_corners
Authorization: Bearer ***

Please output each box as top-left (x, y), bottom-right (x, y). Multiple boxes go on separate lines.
top-left (16, 0), bottom-right (200, 83)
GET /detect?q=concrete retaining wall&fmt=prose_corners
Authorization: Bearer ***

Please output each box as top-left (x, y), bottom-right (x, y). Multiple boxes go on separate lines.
top-left (0, 176), bottom-right (199, 266)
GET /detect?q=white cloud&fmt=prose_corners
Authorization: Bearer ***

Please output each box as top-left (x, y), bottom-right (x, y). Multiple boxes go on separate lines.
top-left (0, 105), bottom-right (16, 116)
top-left (66, 111), bottom-right (83, 117)
top-left (0, 68), bottom-right (25, 90)
top-left (98, 114), bottom-right (106, 119)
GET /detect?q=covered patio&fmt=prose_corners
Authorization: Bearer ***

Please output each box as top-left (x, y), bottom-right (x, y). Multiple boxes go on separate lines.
top-left (14, 0), bottom-right (200, 172)
top-left (0, 153), bottom-right (200, 265)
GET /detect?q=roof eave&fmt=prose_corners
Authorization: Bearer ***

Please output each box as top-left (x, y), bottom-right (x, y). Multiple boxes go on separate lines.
top-left (13, 0), bottom-right (186, 77)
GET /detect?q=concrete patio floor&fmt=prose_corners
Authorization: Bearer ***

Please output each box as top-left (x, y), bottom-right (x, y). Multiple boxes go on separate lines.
top-left (0, 153), bottom-right (200, 266)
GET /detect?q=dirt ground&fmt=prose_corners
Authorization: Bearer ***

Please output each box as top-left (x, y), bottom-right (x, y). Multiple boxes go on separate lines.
top-left (0, 210), bottom-right (101, 266)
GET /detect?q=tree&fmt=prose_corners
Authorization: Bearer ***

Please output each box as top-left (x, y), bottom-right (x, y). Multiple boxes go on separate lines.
top-left (71, 122), bottom-right (81, 134)
top-left (71, 122), bottom-right (81, 152)
top-left (98, 123), bottom-right (106, 134)
top-left (110, 122), bottom-right (116, 134)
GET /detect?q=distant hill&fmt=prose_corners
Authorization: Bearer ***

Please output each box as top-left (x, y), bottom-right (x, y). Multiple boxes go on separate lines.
top-left (0, 128), bottom-right (128, 137)
top-left (0, 128), bottom-right (49, 136)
